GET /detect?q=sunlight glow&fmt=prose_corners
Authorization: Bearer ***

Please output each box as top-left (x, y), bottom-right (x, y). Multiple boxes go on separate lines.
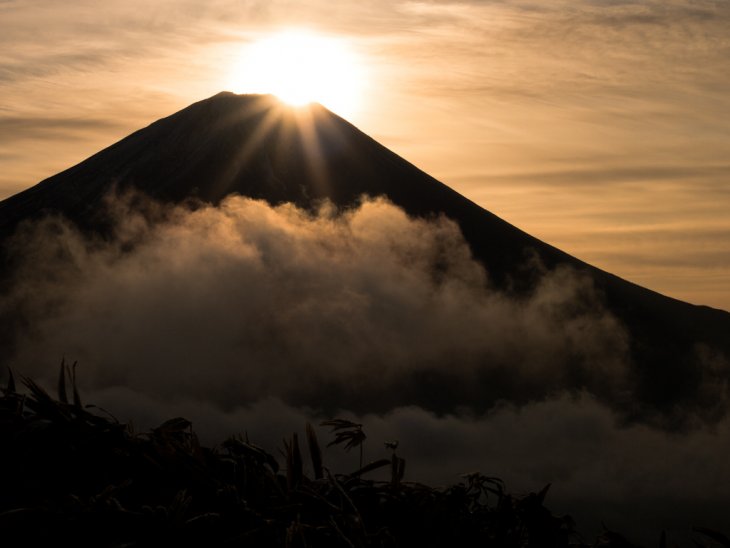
top-left (227, 30), bottom-right (365, 117)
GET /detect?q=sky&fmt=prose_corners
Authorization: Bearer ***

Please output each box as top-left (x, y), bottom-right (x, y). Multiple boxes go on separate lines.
top-left (1, 0), bottom-right (729, 310)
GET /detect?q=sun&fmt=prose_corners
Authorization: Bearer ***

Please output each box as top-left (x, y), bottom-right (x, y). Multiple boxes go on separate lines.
top-left (227, 30), bottom-right (365, 117)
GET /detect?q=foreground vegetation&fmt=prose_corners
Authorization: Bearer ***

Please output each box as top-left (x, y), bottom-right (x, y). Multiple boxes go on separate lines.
top-left (1, 364), bottom-right (728, 547)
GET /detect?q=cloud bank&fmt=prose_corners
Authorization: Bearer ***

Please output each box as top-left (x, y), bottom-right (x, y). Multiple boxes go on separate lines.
top-left (5, 194), bottom-right (629, 413)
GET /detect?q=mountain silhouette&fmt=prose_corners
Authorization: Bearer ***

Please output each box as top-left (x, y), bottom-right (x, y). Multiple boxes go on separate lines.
top-left (1, 92), bottom-right (728, 420)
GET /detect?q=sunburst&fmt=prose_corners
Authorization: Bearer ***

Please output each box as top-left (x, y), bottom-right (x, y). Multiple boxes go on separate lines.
top-left (227, 29), bottom-right (365, 117)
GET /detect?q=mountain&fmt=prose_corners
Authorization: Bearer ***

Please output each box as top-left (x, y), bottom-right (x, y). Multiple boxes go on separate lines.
top-left (1, 92), bottom-right (728, 420)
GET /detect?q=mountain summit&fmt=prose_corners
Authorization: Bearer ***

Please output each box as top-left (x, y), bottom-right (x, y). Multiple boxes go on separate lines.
top-left (1, 92), bottom-right (728, 419)
top-left (0, 92), bottom-right (571, 283)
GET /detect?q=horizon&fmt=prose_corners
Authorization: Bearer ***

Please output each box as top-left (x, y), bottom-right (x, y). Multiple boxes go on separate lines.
top-left (1, 1), bottom-right (729, 311)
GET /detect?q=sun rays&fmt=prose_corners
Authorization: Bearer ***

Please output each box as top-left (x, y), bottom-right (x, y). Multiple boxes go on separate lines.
top-left (211, 95), bottom-right (344, 201)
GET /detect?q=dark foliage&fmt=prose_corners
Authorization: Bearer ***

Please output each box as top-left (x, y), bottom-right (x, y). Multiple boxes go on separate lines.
top-left (0, 369), bottom-right (726, 547)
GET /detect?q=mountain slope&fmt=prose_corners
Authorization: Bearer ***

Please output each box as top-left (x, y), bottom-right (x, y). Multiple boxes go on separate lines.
top-left (0, 93), bottom-right (571, 280)
top-left (1, 92), bottom-right (728, 419)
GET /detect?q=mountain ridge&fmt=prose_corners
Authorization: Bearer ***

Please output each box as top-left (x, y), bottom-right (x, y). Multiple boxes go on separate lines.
top-left (1, 91), bottom-right (728, 419)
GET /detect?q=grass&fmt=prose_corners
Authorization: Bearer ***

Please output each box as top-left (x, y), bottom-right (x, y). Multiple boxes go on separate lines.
top-left (0, 363), bottom-right (727, 547)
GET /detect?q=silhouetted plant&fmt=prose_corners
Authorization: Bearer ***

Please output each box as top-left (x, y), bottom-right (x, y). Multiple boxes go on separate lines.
top-left (385, 440), bottom-right (406, 487)
top-left (0, 367), bottom-right (725, 547)
top-left (321, 418), bottom-right (366, 471)
top-left (305, 422), bottom-right (324, 480)
top-left (57, 357), bottom-right (81, 407)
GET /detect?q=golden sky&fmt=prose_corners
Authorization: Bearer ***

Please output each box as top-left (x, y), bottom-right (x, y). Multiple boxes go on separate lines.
top-left (1, 0), bottom-right (729, 310)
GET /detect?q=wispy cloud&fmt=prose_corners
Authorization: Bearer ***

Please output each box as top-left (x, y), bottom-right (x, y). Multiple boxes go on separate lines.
top-left (0, 116), bottom-right (124, 143)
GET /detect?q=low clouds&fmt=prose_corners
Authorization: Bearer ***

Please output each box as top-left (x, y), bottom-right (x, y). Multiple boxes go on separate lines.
top-left (4, 194), bottom-right (629, 415)
top-left (6, 193), bottom-right (728, 426)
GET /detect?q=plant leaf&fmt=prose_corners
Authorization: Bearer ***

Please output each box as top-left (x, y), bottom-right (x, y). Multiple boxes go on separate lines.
top-left (58, 358), bottom-right (68, 404)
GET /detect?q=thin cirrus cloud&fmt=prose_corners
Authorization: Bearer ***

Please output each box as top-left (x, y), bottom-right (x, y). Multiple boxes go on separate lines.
top-left (0, 116), bottom-right (124, 143)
